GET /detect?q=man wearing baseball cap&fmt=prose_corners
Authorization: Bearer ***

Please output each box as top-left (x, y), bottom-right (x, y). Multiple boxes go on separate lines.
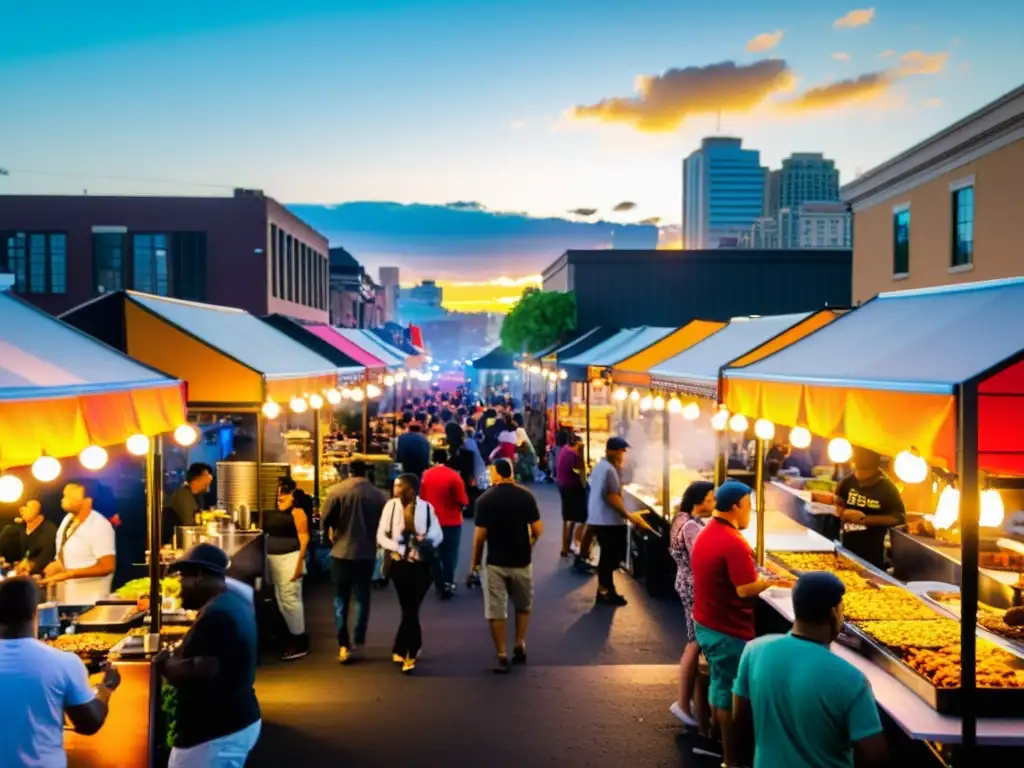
top-left (586, 437), bottom-right (654, 606)
top-left (690, 480), bottom-right (784, 767)
top-left (731, 572), bottom-right (887, 768)
top-left (161, 544), bottom-right (261, 767)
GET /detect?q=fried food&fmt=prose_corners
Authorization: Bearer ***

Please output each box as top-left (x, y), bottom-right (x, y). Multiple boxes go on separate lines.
top-left (855, 619), bottom-right (963, 649)
top-left (928, 596), bottom-right (1024, 642)
top-left (842, 587), bottom-right (939, 621)
top-left (127, 625), bottom-right (190, 638)
top-left (1005, 606), bottom-right (1024, 628)
top-left (49, 632), bottom-right (123, 655)
top-left (903, 643), bottom-right (1024, 689)
top-left (830, 571), bottom-right (875, 591)
top-left (772, 552), bottom-right (864, 574)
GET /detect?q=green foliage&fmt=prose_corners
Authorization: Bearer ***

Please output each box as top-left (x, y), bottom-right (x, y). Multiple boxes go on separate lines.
top-left (500, 290), bottom-right (577, 354)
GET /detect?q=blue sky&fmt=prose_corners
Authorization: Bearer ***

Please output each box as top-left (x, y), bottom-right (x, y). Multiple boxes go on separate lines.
top-left (2, 1), bottom-right (1022, 281)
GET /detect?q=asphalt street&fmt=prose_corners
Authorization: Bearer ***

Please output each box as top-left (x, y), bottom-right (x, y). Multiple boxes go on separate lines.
top-left (249, 484), bottom-right (714, 767)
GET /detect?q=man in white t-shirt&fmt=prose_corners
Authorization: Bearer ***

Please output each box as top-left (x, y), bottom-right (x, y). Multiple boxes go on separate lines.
top-left (41, 483), bottom-right (117, 604)
top-left (0, 577), bottom-right (121, 767)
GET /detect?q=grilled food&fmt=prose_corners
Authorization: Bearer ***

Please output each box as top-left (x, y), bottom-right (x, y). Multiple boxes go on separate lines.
top-left (773, 552), bottom-right (864, 574)
top-left (855, 619), bottom-right (963, 649)
top-left (127, 625), bottom-right (190, 638)
top-left (928, 595), bottom-right (1024, 642)
top-left (842, 587), bottom-right (939, 621)
top-left (903, 643), bottom-right (1024, 689)
top-left (50, 632), bottom-right (123, 655)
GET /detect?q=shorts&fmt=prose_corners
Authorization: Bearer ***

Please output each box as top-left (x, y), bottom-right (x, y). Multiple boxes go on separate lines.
top-left (558, 486), bottom-right (587, 524)
top-left (694, 622), bottom-right (747, 710)
top-left (483, 564), bottom-right (533, 620)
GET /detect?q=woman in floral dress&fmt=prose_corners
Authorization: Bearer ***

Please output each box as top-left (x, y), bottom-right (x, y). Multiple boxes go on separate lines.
top-left (668, 481), bottom-right (715, 729)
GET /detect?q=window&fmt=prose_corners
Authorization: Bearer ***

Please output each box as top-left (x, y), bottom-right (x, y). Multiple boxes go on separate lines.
top-left (28, 234), bottom-right (47, 293)
top-left (276, 227), bottom-right (286, 301)
top-left (93, 233), bottom-right (125, 293)
top-left (50, 234), bottom-right (66, 294)
top-left (893, 207), bottom-right (910, 275)
top-left (285, 235), bottom-right (294, 302)
top-left (132, 234), bottom-right (170, 295)
top-left (2, 232), bottom-right (67, 294)
top-left (5, 233), bottom-right (27, 291)
top-left (299, 243), bottom-right (307, 305)
top-left (170, 232), bottom-right (206, 302)
top-left (270, 225), bottom-right (279, 298)
top-left (951, 185), bottom-right (974, 267)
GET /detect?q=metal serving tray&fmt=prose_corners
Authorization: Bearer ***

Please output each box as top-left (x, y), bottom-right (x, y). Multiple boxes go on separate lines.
top-left (921, 591), bottom-right (1024, 659)
top-left (74, 603), bottom-right (145, 630)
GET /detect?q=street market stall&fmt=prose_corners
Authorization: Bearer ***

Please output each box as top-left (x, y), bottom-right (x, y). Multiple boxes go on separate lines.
top-left (0, 290), bottom-right (189, 768)
top-left (720, 278), bottom-right (1024, 762)
top-left (538, 327), bottom-right (618, 433)
top-left (471, 346), bottom-right (518, 397)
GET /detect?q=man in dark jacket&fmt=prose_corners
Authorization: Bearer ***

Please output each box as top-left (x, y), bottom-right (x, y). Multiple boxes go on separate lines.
top-left (322, 460), bottom-right (387, 663)
top-left (395, 423), bottom-right (431, 478)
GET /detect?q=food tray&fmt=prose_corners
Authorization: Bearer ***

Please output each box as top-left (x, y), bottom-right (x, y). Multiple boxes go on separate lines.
top-left (923, 591), bottom-right (1024, 657)
top-left (844, 622), bottom-right (1024, 716)
top-left (74, 603), bottom-right (146, 631)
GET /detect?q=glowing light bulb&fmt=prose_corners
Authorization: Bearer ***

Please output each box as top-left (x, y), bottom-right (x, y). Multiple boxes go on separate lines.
top-left (174, 424), bottom-right (199, 446)
top-left (32, 455), bottom-right (62, 482)
top-left (395, 372), bottom-right (407, 383)
top-left (728, 413), bottom-right (749, 433)
top-left (789, 426), bottom-right (812, 449)
top-left (325, 388), bottom-right (342, 404)
top-left (308, 393), bottom-right (324, 410)
top-left (827, 437), bottom-right (853, 464)
top-left (0, 474), bottom-right (25, 503)
top-left (981, 489), bottom-right (1005, 528)
top-left (529, 365), bottom-right (541, 375)
top-left (351, 388), bottom-right (365, 403)
top-left (366, 384), bottom-right (382, 398)
top-left (640, 394), bottom-right (654, 411)
top-left (290, 396), bottom-right (308, 414)
top-left (653, 395), bottom-right (666, 411)
top-left (682, 402), bottom-right (701, 421)
top-left (710, 409), bottom-right (729, 431)
top-left (262, 400), bottom-right (281, 419)
top-left (754, 418), bottom-right (775, 441)
top-left (667, 397), bottom-right (682, 414)
top-left (126, 434), bottom-right (150, 456)
top-left (341, 387), bottom-right (353, 400)
top-left (894, 449), bottom-right (928, 484)
top-left (613, 387), bottom-right (628, 402)
top-left (79, 445), bottom-right (108, 471)
top-left (630, 390), bottom-right (640, 403)
top-left (383, 375), bottom-right (396, 387)
top-left (559, 370), bottom-right (568, 380)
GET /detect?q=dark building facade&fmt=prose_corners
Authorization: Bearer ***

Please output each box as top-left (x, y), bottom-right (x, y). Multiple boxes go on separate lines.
top-left (543, 249), bottom-right (852, 330)
top-left (0, 190), bottom-right (329, 322)
top-left (328, 246), bottom-right (382, 328)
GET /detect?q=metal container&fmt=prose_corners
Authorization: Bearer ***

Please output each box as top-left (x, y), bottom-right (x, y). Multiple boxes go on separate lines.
top-left (74, 603), bottom-right (145, 631)
top-left (216, 460), bottom-right (289, 518)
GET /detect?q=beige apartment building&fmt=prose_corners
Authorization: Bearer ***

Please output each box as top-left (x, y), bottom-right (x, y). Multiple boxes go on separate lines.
top-left (842, 85), bottom-right (1024, 303)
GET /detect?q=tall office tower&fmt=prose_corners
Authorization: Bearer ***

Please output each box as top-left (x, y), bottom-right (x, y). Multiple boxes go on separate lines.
top-left (682, 137), bottom-right (766, 249)
top-left (778, 153), bottom-right (840, 208)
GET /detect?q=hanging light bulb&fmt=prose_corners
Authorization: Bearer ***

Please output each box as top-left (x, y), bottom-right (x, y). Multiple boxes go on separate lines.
top-left (351, 388), bottom-right (365, 403)
top-left (0, 474), bottom-right (25, 503)
top-left (981, 489), bottom-right (1005, 528)
top-left (630, 389), bottom-right (640, 403)
top-left (529, 365), bottom-right (541, 374)
top-left (32, 455), bottom-right (62, 482)
top-left (290, 396), bottom-right (309, 414)
top-left (79, 445), bottom-right (108, 471)
top-left (754, 418), bottom-right (775, 441)
top-left (395, 371), bottom-right (407, 383)
top-left (827, 437), bottom-right (853, 464)
top-left (174, 424), bottom-right (199, 446)
top-left (262, 400), bottom-right (281, 419)
top-left (559, 369), bottom-right (568, 380)
top-left (894, 448), bottom-right (929, 484)
top-left (126, 434), bottom-right (150, 456)
top-left (341, 387), bottom-right (353, 400)
top-left (613, 387), bottom-right (628, 402)
top-left (933, 485), bottom-right (960, 530)
top-left (383, 375), bottom-right (396, 387)
top-left (653, 395), bottom-right (666, 411)
top-left (789, 426), bottom-right (812, 449)
top-left (366, 384), bottom-right (382, 398)
top-left (667, 396), bottom-right (683, 414)
top-left (710, 409), bottom-right (729, 431)
top-left (308, 393), bottom-right (324, 410)
top-left (728, 413), bottom-right (749, 433)
top-left (682, 401), bottom-right (701, 421)
top-left (325, 388), bottom-right (342, 405)
top-left (640, 394), bottom-right (654, 411)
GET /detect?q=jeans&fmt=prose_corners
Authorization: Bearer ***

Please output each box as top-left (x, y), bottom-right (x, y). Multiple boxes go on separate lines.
top-left (169, 720), bottom-right (261, 768)
top-left (390, 559), bottom-right (432, 658)
top-left (433, 524), bottom-right (463, 590)
top-left (591, 525), bottom-right (627, 593)
top-left (267, 550), bottom-right (305, 635)
top-left (331, 558), bottom-right (374, 648)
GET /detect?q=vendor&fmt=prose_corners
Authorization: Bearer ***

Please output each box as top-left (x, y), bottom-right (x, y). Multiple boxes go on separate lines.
top-left (835, 447), bottom-right (906, 569)
top-left (14, 500), bottom-right (58, 575)
top-left (41, 483), bottom-right (117, 604)
top-left (163, 463), bottom-right (214, 543)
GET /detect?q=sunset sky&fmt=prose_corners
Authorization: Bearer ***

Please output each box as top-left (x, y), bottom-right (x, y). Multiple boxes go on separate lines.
top-left (2, 1), bottom-right (1021, 312)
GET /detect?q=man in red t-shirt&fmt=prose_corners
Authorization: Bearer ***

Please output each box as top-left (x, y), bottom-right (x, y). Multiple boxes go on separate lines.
top-left (420, 448), bottom-right (470, 599)
top-left (690, 480), bottom-right (785, 767)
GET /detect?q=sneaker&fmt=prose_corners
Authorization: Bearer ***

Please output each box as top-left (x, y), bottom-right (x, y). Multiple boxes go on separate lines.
top-left (493, 655), bottom-right (511, 674)
top-left (573, 557), bottom-right (595, 574)
top-left (392, 653), bottom-right (405, 664)
top-left (338, 647), bottom-right (352, 665)
top-left (440, 585), bottom-right (454, 601)
top-left (512, 646), bottom-right (527, 665)
top-left (595, 590), bottom-right (628, 607)
top-left (282, 646), bottom-right (309, 661)
top-left (401, 656), bottom-right (417, 674)
top-left (669, 700), bottom-right (699, 727)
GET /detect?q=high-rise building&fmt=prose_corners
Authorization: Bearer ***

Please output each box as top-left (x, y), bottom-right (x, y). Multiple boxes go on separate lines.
top-left (398, 279), bottom-right (447, 325)
top-left (378, 266), bottom-right (400, 323)
top-left (778, 203), bottom-right (851, 249)
top-left (682, 137), bottom-right (766, 249)
top-left (778, 153), bottom-right (840, 209)
top-left (763, 169), bottom-right (781, 219)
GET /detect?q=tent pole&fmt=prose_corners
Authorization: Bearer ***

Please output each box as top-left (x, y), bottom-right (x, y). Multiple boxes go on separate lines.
top-left (146, 436), bottom-right (164, 635)
top-left (754, 437), bottom-right (766, 566)
top-left (661, 408), bottom-right (671, 518)
top-left (585, 380), bottom-right (592, 469)
top-left (362, 371), bottom-right (370, 455)
top-left (313, 406), bottom-right (322, 509)
top-left (256, 411), bottom-right (264, 530)
top-left (957, 382), bottom-right (979, 762)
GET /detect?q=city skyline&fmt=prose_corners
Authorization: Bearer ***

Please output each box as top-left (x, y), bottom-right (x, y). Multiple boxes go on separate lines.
top-left (3, 1), bottom-right (1021, 305)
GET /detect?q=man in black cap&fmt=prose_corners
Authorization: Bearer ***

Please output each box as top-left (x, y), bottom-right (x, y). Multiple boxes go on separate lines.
top-left (586, 437), bottom-right (654, 606)
top-left (731, 571), bottom-right (887, 768)
top-left (161, 544), bottom-right (261, 767)
top-left (835, 446), bottom-right (905, 569)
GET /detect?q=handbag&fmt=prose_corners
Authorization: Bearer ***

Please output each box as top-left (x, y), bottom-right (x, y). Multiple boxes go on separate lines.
top-left (411, 502), bottom-right (439, 565)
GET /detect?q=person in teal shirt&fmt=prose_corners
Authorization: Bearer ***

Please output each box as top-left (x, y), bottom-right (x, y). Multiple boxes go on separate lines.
top-left (731, 571), bottom-right (888, 768)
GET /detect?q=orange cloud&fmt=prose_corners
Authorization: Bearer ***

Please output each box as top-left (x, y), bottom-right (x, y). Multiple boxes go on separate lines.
top-left (570, 59), bottom-right (795, 132)
top-left (780, 72), bottom-right (892, 111)
top-left (833, 8), bottom-right (875, 28)
top-left (832, 52), bottom-right (851, 61)
top-left (896, 50), bottom-right (950, 76)
top-left (747, 30), bottom-right (783, 53)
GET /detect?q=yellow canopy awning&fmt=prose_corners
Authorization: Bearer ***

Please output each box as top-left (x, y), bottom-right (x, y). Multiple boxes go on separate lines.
top-left (611, 321), bottom-right (727, 386)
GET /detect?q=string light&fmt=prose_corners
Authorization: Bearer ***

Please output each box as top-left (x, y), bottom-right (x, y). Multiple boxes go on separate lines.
top-left (894, 448), bottom-right (928, 484)
top-left (614, 387), bottom-right (628, 402)
top-left (683, 402), bottom-right (701, 421)
top-left (640, 394), bottom-right (654, 411)
top-left (308, 393), bottom-right (324, 410)
top-left (827, 437), bottom-right (853, 464)
top-left (79, 445), bottom-right (108, 471)
top-left (0, 474), bottom-right (24, 503)
top-left (174, 424), bottom-right (199, 446)
top-left (789, 426), bottom-right (812, 449)
top-left (366, 384), bottom-right (382, 398)
top-left (126, 434), bottom-right (150, 456)
top-left (754, 419), bottom-right (775, 441)
top-left (630, 389), bottom-right (640, 403)
top-left (559, 370), bottom-right (568, 380)
top-left (351, 388), bottom-right (365, 403)
top-left (383, 375), bottom-right (396, 387)
top-left (290, 396), bottom-right (309, 414)
top-left (710, 409), bottom-right (729, 431)
top-left (728, 413), bottom-right (749, 433)
top-left (32, 455), bottom-right (62, 482)
top-left (667, 396), bottom-right (683, 414)
top-left (262, 400), bottom-right (281, 419)
top-left (653, 395), bottom-right (666, 411)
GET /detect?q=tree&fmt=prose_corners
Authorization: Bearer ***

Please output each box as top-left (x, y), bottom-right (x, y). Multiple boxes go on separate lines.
top-left (500, 290), bottom-right (577, 354)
